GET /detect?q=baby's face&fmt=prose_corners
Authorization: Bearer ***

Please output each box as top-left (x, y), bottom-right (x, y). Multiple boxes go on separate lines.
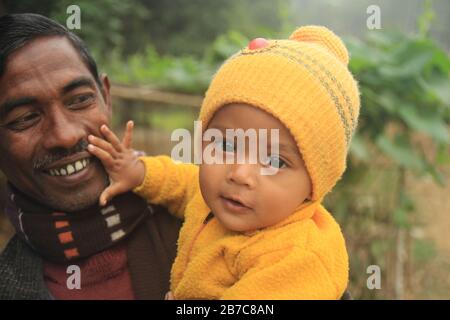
top-left (199, 103), bottom-right (312, 232)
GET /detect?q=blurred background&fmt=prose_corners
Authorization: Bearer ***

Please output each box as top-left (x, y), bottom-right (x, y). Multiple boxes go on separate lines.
top-left (0, 0), bottom-right (449, 299)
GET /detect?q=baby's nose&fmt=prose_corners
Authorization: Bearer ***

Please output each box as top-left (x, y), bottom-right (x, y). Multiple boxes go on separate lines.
top-left (227, 163), bottom-right (258, 189)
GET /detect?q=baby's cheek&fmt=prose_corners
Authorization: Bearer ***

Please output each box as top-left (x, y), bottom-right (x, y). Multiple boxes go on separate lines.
top-left (257, 187), bottom-right (274, 207)
top-left (199, 165), bottom-right (218, 205)
top-left (261, 186), bottom-right (297, 220)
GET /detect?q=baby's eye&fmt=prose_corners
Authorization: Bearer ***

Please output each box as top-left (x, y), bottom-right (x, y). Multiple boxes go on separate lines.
top-left (264, 155), bottom-right (286, 169)
top-left (215, 139), bottom-right (235, 153)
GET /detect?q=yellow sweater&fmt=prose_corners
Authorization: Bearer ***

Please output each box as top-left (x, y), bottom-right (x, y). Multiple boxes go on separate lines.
top-left (134, 156), bottom-right (349, 300)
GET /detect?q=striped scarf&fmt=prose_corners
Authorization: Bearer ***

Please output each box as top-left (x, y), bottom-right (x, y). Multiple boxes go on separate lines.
top-left (4, 183), bottom-right (149, 263)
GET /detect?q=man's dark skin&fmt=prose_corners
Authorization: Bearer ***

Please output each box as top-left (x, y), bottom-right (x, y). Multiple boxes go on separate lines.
top-left (0, 36), bottom-right (112, 212)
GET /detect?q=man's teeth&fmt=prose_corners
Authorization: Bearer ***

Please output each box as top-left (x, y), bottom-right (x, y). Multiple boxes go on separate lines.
top-left (48, 158), bottom-right (90, 176)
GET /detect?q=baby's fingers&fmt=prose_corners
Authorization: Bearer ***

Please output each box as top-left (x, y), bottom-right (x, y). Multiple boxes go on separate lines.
top-left (87, 143), bottom-right (115, 170)
top-left (100, 124), bottom-right (123, 153)
top-left (88, 135), bottom-right (118, 158)
top-left (164, 291), bottom-right (175, 300)
top-left (99, 182), bottom-right (126, 206)
top-left (122, 121), bottom-right (134, 149)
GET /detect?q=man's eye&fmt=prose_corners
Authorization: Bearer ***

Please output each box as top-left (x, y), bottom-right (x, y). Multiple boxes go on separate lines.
top-left (6, 113), bottom-right (40, 131)
top-left (264, 155), bottom-right (287, 169)
top-left (68, 93), bottom-right (95, 109)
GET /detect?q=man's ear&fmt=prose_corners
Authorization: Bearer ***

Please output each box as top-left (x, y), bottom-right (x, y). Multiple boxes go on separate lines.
top-left (99, 73), bottom-right (112, 117)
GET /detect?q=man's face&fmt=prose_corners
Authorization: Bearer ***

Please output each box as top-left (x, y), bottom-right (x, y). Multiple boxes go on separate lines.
top-left (0, 36), bottom-right (112, 212)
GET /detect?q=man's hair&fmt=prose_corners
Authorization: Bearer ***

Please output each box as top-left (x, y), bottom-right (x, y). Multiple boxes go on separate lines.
top-left (0, 13), bottom-right (102, 88)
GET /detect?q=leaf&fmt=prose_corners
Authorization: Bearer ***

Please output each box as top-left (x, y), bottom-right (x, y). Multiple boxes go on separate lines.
top-left (419, 75), bottom-right (450, 108)
top-left (378, 39), bottom-right (435, 78)
top-left (376, 91), bottom-right (400, 114)
top-left (376, 134), bottom-right (425, 172)
top-left (397, 104), bottom-right (450, 143)
top-left (346, 38), bottom-right (380, 72)
top-left (431, 48), bottom-right (450, 74)
top-left (366, 30), bottom-right (402, 49)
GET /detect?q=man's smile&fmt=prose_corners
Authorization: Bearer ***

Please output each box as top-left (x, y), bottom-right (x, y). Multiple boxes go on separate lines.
top-left (46, 158), bottom-right (91, 177)
top-left (38, 152), bottom-right (101, 186)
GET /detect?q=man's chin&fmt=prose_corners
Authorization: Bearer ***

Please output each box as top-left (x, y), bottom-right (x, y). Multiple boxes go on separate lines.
top-left (43, 188), bottom-right (103, 212)
top-left (36, 160), bottom-right (109, 212)
top-left (39, 175), bottom-right (109, 212)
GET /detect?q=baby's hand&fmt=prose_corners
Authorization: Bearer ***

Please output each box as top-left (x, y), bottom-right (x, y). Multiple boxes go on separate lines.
top-left (87, 121), bottom-right (145, 206)
top-left (165, 291), bottom-right (175, 300)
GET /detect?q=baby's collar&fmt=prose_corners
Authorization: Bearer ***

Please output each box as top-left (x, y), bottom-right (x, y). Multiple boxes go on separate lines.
top-left (242, 200), bottom-right (322, 236)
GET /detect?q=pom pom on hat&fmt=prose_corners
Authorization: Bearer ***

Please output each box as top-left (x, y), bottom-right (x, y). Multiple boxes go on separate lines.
top-left (289, 25), bottom-right (349, 65)
top-left (248, 38), bottom-right (269, 50)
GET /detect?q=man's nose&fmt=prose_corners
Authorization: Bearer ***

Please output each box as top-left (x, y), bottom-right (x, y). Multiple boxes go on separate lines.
top-left (226, 162), bottom-right (258, 189)
top-left (41, 106), bottom-right (85, 150)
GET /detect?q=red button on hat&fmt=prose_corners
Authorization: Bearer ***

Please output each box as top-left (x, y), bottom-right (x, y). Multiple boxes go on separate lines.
top-left (248, 38), bottom-right (269, 50)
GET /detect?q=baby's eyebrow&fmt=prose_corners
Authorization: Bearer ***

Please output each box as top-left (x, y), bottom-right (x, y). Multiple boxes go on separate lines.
top-left (270, 142), bottom-right (299, 156)
top-left (210, 125), bottom-right (229, 132)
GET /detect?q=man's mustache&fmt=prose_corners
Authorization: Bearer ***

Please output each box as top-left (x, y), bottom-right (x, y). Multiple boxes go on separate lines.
top-left (33, 140), bottom-right (89, 171)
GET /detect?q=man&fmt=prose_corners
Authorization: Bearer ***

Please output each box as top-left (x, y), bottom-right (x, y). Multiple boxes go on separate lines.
top-left (0, 13), bottom-right (182, 299)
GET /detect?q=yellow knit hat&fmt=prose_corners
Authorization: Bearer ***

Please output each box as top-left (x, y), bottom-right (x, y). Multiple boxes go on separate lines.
top-left (199, 26), bottom-right (360, 201)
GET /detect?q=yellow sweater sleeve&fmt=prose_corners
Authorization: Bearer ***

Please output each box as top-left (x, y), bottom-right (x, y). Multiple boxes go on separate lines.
top-left (133, 155), bottom-right (199, 220)
top-left (220, 246), bottom-right (342, 300)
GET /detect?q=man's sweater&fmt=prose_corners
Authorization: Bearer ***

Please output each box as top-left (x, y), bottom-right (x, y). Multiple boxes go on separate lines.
top-left (0, 205), bottom-right (182, 300)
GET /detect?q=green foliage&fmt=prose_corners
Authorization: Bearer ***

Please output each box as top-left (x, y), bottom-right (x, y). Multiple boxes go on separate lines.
top-left (147, 109), bottom-right (196, 132)
top-left (346, 30), bottom-right (450, 186)
top-left (335, 27), bottom-right (450, 298)
top-left (138, 0), bottom-right (293, 56)
top-left (50, 0), bottom-right (150, 56)
top-left (102, 46), bottom-right (214, 94)
top-left (418, 0), bottom-right (436, 39)
top-left (102, 31), bottom-right (250, 94)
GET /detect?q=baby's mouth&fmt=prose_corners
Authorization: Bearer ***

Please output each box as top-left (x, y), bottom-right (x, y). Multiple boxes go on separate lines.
top-left (220, 195), bottom-right (252, 210)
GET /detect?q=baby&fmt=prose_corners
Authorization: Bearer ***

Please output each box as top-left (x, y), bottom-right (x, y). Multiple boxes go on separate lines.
top-left (87, 26), bottom-right (360, 299)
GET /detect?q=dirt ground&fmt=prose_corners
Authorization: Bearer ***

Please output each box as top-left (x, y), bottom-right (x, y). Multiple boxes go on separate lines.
top-left (406, 166), bottom-right (450, 299)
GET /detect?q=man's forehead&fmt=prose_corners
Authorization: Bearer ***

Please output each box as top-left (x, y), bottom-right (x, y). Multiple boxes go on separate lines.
top-left (0, 36), bottom-right (93, 96)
